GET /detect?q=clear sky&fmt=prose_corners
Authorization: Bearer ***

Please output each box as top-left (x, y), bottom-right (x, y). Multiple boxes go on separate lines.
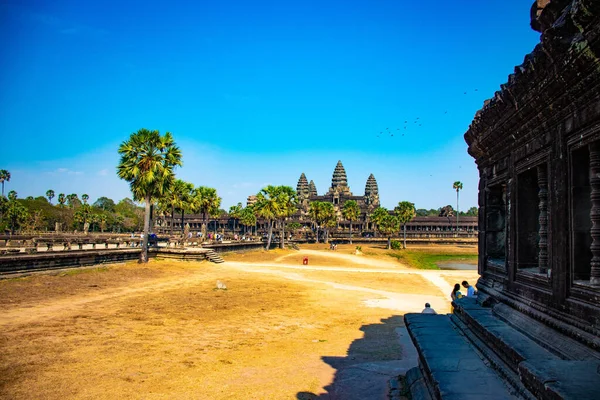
top-left (0, 0), bottom-right (540, 211)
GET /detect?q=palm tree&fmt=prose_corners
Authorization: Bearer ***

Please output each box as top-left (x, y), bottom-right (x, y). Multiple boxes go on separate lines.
top-left (342, 200), bottom-right (360, 244)
top-left (275, 186), bottom-right (297, 249)
top-left (254, 185), bottom-right (281, 250)
top-left (395, 201), bottom-right (416, 249)
top-left (453, 181), bottom-right (463, 231)
top-left (308, 201), bottom-right (323, 243)
top-left (378, 214), bottom-right (400, 249)
top-left (81, 194), bottom-right (89, 205)
top-left (74, 204), bottom-right (91, 232)
top-left (370, 207), bottom-right (389, 238)
top-left (66, 194), bottom-right (79, 208)
top-left (0, 169), bottom-right (10, 197)
top-left (209, 206), bottom-right (223, 237)
top-left (191, 186), bottom-right (220, 239)
top-left (58, 193), bottom-right (66, 207)
top-left (117, 128), bottom-right (183, 263)
top-left (322, 204), bottom-right (337, 244)
top-left (167, 180), bottom-right (193, 236)
top-left (229, 202), bottom-right (243, 235)
top-left (239, 206), bottom-right (257, 235)
top-left (46, 190), bottom-right (55, 204)
top-left (6, 192), bottom-right (27, 234)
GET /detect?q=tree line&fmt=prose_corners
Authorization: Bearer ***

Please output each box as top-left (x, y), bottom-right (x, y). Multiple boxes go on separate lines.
top-left (1, 128), bottom-right (476, 262)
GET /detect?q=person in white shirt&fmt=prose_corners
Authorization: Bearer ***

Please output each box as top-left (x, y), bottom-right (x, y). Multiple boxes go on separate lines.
top-left (462, 281), bottom-right (476, 297)
top-left (421, 303), bottom-right (437, 314)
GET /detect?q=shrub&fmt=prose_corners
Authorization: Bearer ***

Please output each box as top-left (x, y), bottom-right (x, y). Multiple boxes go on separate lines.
top-left (390, 240), bottom-right (401, 250)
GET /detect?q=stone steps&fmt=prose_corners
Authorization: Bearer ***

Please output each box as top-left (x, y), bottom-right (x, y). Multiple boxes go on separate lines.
top-left (404, 298), bottom-right (600, 399)
top-left (204, 249), bottom-right (224, 264)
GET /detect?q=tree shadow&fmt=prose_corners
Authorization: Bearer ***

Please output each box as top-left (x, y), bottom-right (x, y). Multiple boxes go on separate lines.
top-left (297, 315), bottom-right (415, 399)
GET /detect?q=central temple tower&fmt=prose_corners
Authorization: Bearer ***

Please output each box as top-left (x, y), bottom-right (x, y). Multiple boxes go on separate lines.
top-left (327, 160), bottom-right (353, 197)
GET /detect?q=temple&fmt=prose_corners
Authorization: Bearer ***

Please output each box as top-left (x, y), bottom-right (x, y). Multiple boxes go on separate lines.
top-left (403, 1), bottom-right (600, 398)
top-left (295, 161), bottom-right (380, 227)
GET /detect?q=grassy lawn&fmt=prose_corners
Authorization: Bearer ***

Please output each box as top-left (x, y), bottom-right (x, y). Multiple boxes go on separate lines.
top-left (386, 248), bottom-right (478, 269)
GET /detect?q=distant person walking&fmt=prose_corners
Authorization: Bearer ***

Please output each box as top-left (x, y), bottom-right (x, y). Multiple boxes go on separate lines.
top-left (421, 303), bottom-right (437, 314)
top-left (462, 281), bottom-right (476, 297)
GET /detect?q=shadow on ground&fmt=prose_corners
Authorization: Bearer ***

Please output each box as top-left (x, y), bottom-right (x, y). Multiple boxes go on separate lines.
top-left (297, 315), bottom-right (417, 399)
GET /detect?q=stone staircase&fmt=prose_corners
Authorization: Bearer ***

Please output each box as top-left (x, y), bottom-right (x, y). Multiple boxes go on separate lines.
top-left (204, 249), bottom-right (224, 264)
top-left (403, 297), bottom-right (600, 399)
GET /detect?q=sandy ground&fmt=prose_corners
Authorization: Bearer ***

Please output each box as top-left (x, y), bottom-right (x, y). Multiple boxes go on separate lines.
top-left (0, 244), bottom-right (478, 399)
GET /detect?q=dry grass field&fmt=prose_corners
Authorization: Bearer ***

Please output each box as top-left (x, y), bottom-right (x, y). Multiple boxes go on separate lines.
top-left (0, 243), bottom-right (478, 399)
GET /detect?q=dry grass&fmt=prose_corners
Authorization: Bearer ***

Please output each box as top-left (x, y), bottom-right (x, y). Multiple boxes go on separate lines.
top-left (0, 259), bottom-right (406, 400)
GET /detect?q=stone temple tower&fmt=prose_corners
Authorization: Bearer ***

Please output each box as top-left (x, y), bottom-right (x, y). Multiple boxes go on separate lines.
top-left (308, 180), bottom-right (317, 197)
top-left (364, 173), bottom-right (380, 208)
top-left (328, 161), bottom-right (353, 196)
top-left (296, 173), bottom-right (310, 212)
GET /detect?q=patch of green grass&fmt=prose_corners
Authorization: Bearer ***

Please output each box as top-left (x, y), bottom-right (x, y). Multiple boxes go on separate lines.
top-left (57, 266), bottom-right (110, 276)
top-left (387, 250), bottom-right (477, 270)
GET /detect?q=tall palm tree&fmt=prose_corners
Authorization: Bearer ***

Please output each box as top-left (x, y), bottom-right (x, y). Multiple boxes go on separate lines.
top-left (6, 191), bottom-right (27, 234)
top-left (342, 200), bottom-right (360, 244)
top-left (453, 181), bottom-right (463, 231)
top-left (275, 186), bottom-right (297, 249)
top-left (191, 186), bottom-right (220, 239)
top-left (254, 185), bottom-right (281, 250)
top-left (370, 207), bottom-right (389, 238)
top-left (117, 128), bottom-right (182, 263)
top-left (308, 201), bottom-right (323, 243)
top-left (0, 169), bottom-right (10, 197)
top-left (322, 204), bottom-right (337, 244)
top-left (167, 180), bottom-right (193, 236)
top-left (81, 194), bottom-right (89, 205)
top-left (67, 194), bottom-right (79, 208)
top-left (58, 193), bottom-right (66, 207)
top-left (239, 206), bottom-right (257, 235)
top-left (395, 201), bottom-right (416, 249)
top-left (46, 190), bottom-right (55, 204)
top-left (378, 214), bottom-right (400, 249)
top-left (229, 202), bottom-right (243, 235)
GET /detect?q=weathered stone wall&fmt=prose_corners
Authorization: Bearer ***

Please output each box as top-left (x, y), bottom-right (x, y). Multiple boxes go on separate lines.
top-left (465, 0), bottom-right (600, 333)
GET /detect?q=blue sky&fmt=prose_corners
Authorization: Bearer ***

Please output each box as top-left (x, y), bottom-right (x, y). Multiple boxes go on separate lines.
top-left (0, 0), bottom-right (540, 211)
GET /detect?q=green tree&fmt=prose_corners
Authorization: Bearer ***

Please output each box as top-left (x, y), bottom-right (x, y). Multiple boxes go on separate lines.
top-left (66, 194), bottom-right (80, 208)
top-left (453, 181), bottom-right (463, 231)
top-left (5, 191), bottom-right (28, 234)
top-left (74, 204), bottom-right (92, 232)
top-left (208, 208), bottom-right (224, 237)
top-left (81, 194), bottom-right (89, 205)
top-left (0, 169), bottom-right (10, 197)
top-left (253, 185), bottom-right (281, 250)
top-left (93, 196), bottom-right (116, 212)
top-left (46, 190), bottom-right (55, 204)
top-left (168, 179), bottom-right (194, 236)
top-left (377, 214), bottom-right (400, 249)
top-left (394, 201), bottom-right (416, 249)
top-left (275, 186), bottom-right (297, 249)
top-left (192, 186), bottom-right (220, 239)
top-left (370, 207), bottom-right (389, 238)
top-left (342, 200), bottom-right (361, 244)
top-left (228, 202), bottom-right (243, 235)
top-left (117, 128), bottom-right (183, 263)
top-left (465, 206), bottom-right (478, 216)
top-left (321, 202), bottom-right (337, 244)
top-left (58, 193), bottom-right (66, 207)
top-left (308, 201), bottom-right (323, 242)
top-left (239, 206), bottom-right (257, 235)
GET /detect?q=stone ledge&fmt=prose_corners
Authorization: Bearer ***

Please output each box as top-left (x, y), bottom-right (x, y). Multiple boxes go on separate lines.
top-left (404, 314), bottom-right (515, 399)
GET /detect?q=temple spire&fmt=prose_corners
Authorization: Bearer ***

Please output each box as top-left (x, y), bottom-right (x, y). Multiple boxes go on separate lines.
top-left (309, 180), bottom-right (317, 197)
top-left (331, 161), bottom-right (348, 188)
